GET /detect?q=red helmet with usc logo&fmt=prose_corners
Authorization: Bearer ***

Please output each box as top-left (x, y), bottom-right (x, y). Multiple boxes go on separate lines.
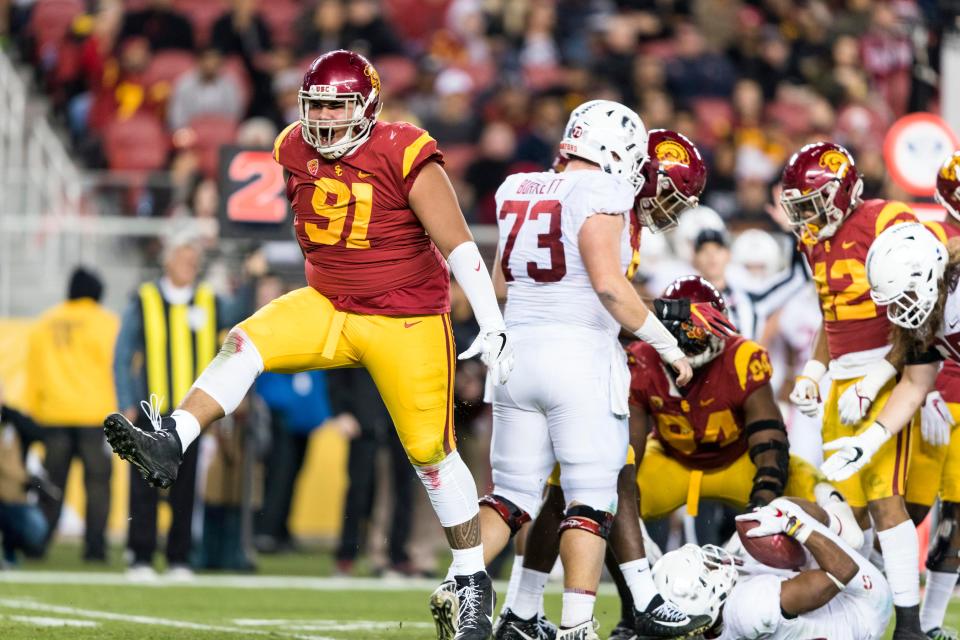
top-left (780, 141), bottom-right (863, 242)
top-left (299, 49), bottom-right (383, 159)
top-left (635, 129), bottom-right (707, 233)
top-left (936, 151), bottom-right (960, 222)
top-left (659, 276), bottom-right (736, 367)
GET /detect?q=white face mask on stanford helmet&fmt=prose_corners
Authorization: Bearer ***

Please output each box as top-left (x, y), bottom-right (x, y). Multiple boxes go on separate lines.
top-left (558, 100), bottom-right (649, 194)
top-left (866, 222), bottom-right (948, 330)
top-left (652, 544), bottom-right (738, 626)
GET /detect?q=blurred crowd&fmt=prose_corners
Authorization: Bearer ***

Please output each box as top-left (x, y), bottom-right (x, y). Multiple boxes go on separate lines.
top-left (0, 0), bottom-right (955, 576)
top-left (6, 0), bottom-right (951, 223)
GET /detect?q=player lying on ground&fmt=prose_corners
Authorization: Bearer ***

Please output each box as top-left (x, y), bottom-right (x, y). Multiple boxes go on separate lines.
top-left (102, 50), bottom-right (512, 640)
top-left (441, 127), bottom-right (711, 640)
top-left (493, 276), bottom-right (862, 640)
top-left (821, 217), bottom-right (960, 639)
top-left (782, 141), bottom-right (925, 639)
top-left (655, 497), bottom-right (892, 640)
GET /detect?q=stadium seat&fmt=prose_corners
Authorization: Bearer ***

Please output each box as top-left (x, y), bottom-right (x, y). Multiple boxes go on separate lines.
top-left (259, 0), bottom-right (300, 49)
top-left (222, 55), bottom-right (253, 111)
top-left (103, 113), bottom-right (170, 172)
top-left (144, 51), bottom-right (197, 88)
top-left (691, 97), bottom-right (734, 147)
top-left (28, 0), bottom-right (85, 63)
top-left (441, 144), bottom-right (477, 180)
top-left (188, 114), bottom-right (239, 178)
top-left (373, 56), bottom-right (418, 96)
top-left (173, 0), bottom-right (228, 47)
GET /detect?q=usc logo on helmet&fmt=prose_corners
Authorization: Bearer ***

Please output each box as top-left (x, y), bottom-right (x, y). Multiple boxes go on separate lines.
top-left (940, 154), bottom-right (960, 181)
top-left (654, 139), bottom-right (690, 166)
top-left (819, 149), bottom-right (850, 176)
top-left (364, 64), bottom-right (381, 94)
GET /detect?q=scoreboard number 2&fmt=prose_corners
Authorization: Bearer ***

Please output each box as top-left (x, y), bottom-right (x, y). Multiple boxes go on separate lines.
top-left (224, 150), bottom-right (288, 223)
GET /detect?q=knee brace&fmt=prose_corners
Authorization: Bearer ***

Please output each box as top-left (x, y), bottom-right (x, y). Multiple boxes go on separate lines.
top-left (558, 505), bottom-right (614, 539)
top-left (194, 328), bottom-right (264, 415)
top-left (926, 502), bottom-right (960, 573)
top-left (479, 494), bottom-right (531, 536)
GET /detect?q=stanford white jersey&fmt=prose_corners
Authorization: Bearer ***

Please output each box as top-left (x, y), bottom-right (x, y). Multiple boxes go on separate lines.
top-left (495, 169), bottom-right (634, 334)
top-left (932, 282), bottom-right (960, 362)
top-left (719, 523), bottom-right (891, 640)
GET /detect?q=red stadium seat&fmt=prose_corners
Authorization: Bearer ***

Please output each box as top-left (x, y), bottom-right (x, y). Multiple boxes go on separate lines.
top-left (374, 55), bottom-right (418, 96)
top-left (103, 113), bottom-right (170, 172)
top-left (259, 0), bottom-right (300, 48)
top-left (691, 97), bottom-right (734, 147)
top-left (441, 144), bottom-right (477, 180)
top-left (173, 0), bottom-right (228, 47)
top-left (144, 50), bottom-right (196, 87)
top-left (188, 114), bottom-right (239, 178)
top-left (222, 55), bottom-right (253, 110)
top-left (28, 0), bottom-right (85, 61)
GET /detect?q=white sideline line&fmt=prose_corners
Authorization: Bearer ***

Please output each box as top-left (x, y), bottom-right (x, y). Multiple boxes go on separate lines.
top-left (0, 598), bottom-right (334, 639)
top-left (6, 614), bottom-right (99, 627)
top-left (232, 618), bottom-right (434, 631)
top-left (0, 570), bottom-right (618, 595)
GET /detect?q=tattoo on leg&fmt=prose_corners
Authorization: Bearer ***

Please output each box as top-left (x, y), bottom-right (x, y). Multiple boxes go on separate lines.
top-left (445, 515), bottom-right (481, 549)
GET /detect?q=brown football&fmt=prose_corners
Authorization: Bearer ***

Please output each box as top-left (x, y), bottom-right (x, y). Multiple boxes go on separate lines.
top-left (735, 518), bottom-right (806, 570)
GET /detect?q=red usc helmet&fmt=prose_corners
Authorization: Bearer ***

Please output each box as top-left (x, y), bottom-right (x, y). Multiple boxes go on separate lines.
top-left (780, 142), bottom-right (863, 243)
top-left (635, 130), bottom-right (707, 233)
top-left (299, 49), bottom-right (383, 159)
top-left (659, 276), bottom-right (736, 367)
top-left (936, 150), bottom-right (960, 223)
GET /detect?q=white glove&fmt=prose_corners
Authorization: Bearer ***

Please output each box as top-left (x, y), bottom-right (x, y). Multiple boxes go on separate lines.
top-left (921, 390), bottom-right (954, 447)
top-left (790, 360), bottom-right (826, 418)
top-left (735, 499), bottom-right (811, 544)
top-left (459, 328), bottom-right (514, 385)
top-left (837, 360), bottom-right (897, 425)
top-left (820, 422), bottom-right (891, 482)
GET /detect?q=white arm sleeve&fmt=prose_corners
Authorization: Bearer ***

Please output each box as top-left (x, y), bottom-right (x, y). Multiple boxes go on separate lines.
top-left (448, 241), bottom-right (505, 330)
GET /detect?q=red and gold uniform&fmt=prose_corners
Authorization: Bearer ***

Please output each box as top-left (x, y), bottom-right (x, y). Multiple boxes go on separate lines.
top-left (626, 337), bottom-right (820, 519)
top-left (236, 121), bottom-right (456, 465)
top-left (801, 199), bottom-right (918, 507)
top-left (907, 220), bottom-right (960, 507)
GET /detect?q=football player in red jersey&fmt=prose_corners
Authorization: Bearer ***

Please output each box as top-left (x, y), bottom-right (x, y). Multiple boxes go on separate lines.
top-left (102, 50), bottom-right (512, 640)
top-left (782, 142), bottom-right (924, 638)
top-left (823, 153), bottom-right (960, 640)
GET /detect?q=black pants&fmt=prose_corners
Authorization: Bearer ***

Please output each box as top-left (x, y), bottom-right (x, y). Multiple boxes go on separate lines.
top-left (39, 427), bottom-right (112, 559)
top-left (255, 413), bottom-right (309, 543)
top-left (335, 421), bottom-right (415, 566)
top-left (127, 416), bottom-right (199, 566)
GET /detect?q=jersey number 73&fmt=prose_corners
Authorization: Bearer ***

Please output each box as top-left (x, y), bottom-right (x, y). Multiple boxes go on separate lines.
top-left (499, 199), bottom-right (566, 283)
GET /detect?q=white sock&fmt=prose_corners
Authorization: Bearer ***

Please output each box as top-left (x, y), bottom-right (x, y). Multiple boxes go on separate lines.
top-left (170, 410), bottom-right (201, 453)
top-left (877, 520), bottom-right (921, 607)
top-left (920, 570), bottom-right (959, 631)
top-left (502, 555), bottom-right (524, 611)
top-left (560, 590), bottom-right (596, 628)
top-left (513, 567), bottom-right (549, 620)
top-left (620, 557), bottom-right (658, 611)
top-left (448, 544), bottom-right (485, 578)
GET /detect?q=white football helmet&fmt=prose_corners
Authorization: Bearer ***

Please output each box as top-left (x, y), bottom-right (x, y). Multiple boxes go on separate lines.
top-left (652, 544), bottom-right (738, 625)
top-left (559, 100), bottom-right (649, 194)
top-left (674, 205), bottom-right (726, 262)
top-left (866, 222), bottom-right (948, 329)
top-left (731, 229), bottom-right (782, 281)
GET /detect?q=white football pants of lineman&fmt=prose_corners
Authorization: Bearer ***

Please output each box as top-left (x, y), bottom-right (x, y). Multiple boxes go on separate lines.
top-left (490, 325), bottom-right (629, 517)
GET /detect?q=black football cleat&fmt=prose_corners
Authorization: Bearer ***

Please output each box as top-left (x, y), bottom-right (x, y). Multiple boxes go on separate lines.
top-left (607, 620), bottom-right (637, 640)
top-left (103, 413), bottom-right (182, 489)
top-left (633, 595), bottom-right (711, 639)
top-left (494, 608), bottom-right (555, 640)
top-left (453, 571), bottom-right (495, 639)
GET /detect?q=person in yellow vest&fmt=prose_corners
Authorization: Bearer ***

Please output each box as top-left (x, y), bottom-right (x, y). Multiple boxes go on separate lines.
top-left (23, 267), bottom-right (118, 562)
top-left (113, 237), bottom-right (226, 580)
